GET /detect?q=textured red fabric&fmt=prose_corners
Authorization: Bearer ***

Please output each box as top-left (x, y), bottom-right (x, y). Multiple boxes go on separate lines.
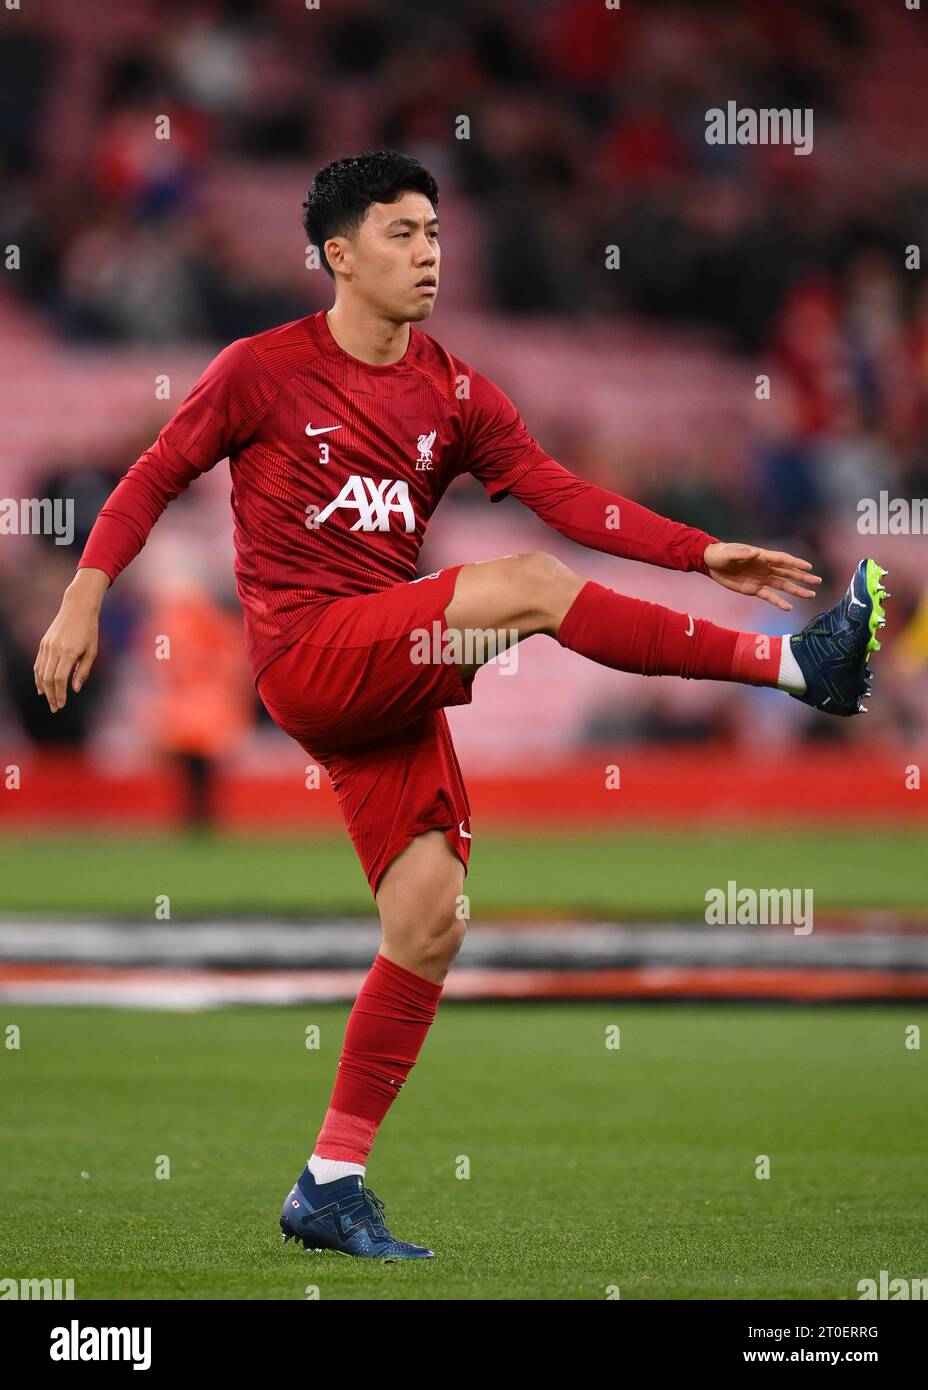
top-left (557, 580), bottom-right (782, 685)
top-left (78, 310), bottom-right (557, 680)
top-left (256, 567), bottom-right (472, 896)
top-left (79, 310), bottom-right (722, 681)
top-left (314, 953), bottom-right (444, 1163)
top-left (506, 456), bottom-right (717, 574)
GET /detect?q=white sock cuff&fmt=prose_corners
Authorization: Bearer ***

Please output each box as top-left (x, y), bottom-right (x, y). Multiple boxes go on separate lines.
top-left (776, 638), bottom-right (806, 695)
top-left (308, 1154), bottom-right (366, 1184)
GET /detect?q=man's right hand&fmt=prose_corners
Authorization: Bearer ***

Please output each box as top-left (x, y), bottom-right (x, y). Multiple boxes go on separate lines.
top-left (35, 567), bottom-right (110, 712)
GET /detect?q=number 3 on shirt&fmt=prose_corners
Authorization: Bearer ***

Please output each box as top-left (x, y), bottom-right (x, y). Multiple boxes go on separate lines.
top-left (319, 442), bottom-right (331, 464)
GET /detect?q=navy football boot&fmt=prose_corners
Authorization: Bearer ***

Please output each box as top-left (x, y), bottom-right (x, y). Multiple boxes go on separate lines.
top-left (789, 557), bottom-right (889, 717)
top-left (280, 1168), bottom-right (435, 1261)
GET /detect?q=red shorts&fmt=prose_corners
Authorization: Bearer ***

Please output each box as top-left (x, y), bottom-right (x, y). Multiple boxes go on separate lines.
top-left (257, 566), bottom-right (474, 895)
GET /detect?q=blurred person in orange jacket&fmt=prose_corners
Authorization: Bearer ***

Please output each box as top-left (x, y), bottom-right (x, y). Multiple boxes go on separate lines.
top-left (142, 574), bottom-right (253, 827)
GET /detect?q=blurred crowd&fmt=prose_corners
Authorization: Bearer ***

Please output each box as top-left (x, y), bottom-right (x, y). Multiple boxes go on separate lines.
top-left (3, 0), bottom-right (926, 342)
top-left (1, 0), bottom-right (927, 767)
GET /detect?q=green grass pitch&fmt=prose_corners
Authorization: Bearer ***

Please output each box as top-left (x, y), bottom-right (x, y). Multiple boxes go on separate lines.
top-left (0, 828), bottom-right (925, 916)
top-left (1, 1004), bottom-right (925, 1299)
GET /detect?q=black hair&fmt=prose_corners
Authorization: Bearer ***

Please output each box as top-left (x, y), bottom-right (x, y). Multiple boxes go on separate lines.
top-left (302, 149), bottom-right (439, 278)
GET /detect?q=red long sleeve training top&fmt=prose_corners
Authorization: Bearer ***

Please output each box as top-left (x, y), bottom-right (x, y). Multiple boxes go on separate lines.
top-left (79, 309), bottom-right (718, 680)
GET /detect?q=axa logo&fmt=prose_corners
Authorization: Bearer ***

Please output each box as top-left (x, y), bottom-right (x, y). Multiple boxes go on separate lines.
top-left (309, 476), bottom-right (416, 533)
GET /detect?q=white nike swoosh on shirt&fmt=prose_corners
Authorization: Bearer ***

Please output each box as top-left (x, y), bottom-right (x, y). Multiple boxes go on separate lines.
top-left (684, 614), bottom-right (694, 637)
top-left (459, 821), bottom-right (472, 839)
top-left (305, 423), bottom-right (342, 437)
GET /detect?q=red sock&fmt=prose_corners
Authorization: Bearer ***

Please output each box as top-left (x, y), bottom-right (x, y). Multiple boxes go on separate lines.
top-left (313, 953), bottom-right (443, 1164)
top-left (557, 580), bottom-right (781, 686)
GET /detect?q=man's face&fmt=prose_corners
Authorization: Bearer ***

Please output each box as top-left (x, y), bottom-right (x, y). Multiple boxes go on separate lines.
top-left (326, 190), bottom-right (440, 321)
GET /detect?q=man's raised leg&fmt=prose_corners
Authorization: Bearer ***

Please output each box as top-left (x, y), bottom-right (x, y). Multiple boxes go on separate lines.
top-left (444, 549), bottom-right (888, 721)
top-left (443, 550), bottom-right (796, 689)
